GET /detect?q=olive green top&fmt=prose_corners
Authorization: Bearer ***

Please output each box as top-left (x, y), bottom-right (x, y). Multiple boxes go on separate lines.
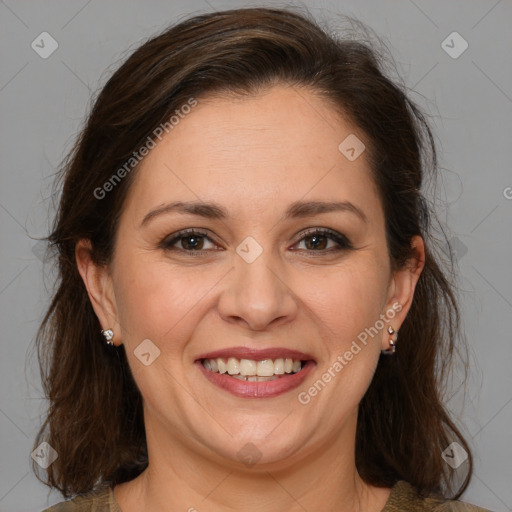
top-left (42, 480), bottom-right (492, 511)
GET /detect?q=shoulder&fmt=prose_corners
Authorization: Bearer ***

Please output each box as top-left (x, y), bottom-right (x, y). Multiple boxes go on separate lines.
top-left (383, 480), bottom-right (493, 512)
top-left (41, 485), bottom-right (120, 512)
top-left (432, 502), bottom-right (493, 512)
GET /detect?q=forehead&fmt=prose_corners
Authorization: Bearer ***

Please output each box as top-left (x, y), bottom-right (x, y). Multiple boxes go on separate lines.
top-left (121, 85), bottom-right (381, 224)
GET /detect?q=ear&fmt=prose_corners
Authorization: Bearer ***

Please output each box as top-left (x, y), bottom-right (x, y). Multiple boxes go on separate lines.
top-left (381, 235), bottom-right (425, 351)
top-left (75, 239), bottom-right (122, 346)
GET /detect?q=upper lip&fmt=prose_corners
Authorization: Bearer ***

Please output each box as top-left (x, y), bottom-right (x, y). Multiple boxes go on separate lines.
top-left (195, 347), bottom-right (315, 362)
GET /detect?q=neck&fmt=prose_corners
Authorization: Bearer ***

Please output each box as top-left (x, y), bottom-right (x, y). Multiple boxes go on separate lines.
top-left (114, 412), bottom-right (391, 512)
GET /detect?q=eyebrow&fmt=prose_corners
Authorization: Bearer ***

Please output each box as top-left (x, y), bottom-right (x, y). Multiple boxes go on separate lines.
top-left (285, 200), bottom-right (367, 223)
top-left (140, 201), bottom-right (228, 227)
top-left (140, 199), bottom-right (367, 227)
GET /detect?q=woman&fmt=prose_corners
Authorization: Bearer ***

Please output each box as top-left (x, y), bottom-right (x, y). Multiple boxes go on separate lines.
top-left (34, 6), bottom-right (491, 512)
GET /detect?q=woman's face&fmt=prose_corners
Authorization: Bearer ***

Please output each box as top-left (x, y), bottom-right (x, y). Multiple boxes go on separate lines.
top-left (79, 85), bottom-right (423, 469)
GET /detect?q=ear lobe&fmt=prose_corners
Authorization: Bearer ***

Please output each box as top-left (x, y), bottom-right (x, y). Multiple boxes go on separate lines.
top-left (75, 239), bottom-right (120, 344)
top-left (381, 235), bottom-right (425, 349)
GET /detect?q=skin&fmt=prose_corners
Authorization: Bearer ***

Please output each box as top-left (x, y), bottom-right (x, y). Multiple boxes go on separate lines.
top-left (76, 85), bottom-right (424, 512)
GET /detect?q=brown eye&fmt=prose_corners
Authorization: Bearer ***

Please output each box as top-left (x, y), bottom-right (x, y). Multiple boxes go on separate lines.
top-left (292, 229), bottom-right (352, 252)
top-left (161, 229), bottom-right (218, 253)
top-left (178, 234), bottom-right (205, 250)
top-left (302, 233), bottom-right (329, 250)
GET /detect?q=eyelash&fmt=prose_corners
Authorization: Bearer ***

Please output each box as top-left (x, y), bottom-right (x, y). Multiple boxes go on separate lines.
top-left (160, 228), bottom-right (353, 256)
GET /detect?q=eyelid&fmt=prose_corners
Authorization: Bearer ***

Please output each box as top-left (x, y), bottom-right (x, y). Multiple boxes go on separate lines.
top-left (160, 228), bottom-right (217, 250)
top-left (292, 227), bottom-right (353, 250)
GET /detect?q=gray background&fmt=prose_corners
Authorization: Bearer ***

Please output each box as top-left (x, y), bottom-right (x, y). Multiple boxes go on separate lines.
top-left (1, 0), bottom-right (511, 511)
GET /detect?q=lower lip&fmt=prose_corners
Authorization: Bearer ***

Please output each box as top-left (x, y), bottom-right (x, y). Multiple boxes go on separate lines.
top-left (195, 360), bottom-right (316, 398)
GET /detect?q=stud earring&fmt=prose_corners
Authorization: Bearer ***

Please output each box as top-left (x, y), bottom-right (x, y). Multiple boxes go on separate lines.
top-left (382, 326), bottom-right (397, 355)
top-left (101, 329), bottom-right (114, 346)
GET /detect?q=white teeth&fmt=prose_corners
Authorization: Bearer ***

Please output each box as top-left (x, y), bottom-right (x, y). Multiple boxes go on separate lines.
top-left (217, 359), bottom-right (227, 374)
top-left (232, 375), bottom-right (279, 382)
top-left (274, 358), bottom-right (285, 374)
top-left (257, 359), bottom-right (275, 377)
top-left (239, 359), bottom-right (257, 376)
top-left (201, 356), bottom-right (305, 377)
top-left (227, 357), bottom-right (240, 375)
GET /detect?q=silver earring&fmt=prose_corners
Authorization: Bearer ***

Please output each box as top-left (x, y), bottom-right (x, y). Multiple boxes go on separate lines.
top-left (101, 329), bottom-right (114, 346)
top-left (382, 326), bottom-right (397, 355)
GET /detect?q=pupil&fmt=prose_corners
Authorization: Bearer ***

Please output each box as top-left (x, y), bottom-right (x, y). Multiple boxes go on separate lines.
top-left (183, 235), bottom-right (203, 250)
top-left (307, 235), bottom-right (326, 250)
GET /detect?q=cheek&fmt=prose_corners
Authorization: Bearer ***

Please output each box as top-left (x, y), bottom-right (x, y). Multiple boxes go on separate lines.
top-left (113, 254), bottom-right (221, 346)
top-left (291, 262), bottom-right (390, 418)
top-left (303, 260), bottom-right (389, 346)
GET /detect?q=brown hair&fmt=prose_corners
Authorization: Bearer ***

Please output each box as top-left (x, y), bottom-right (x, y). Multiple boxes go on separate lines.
top-left (32, 6), bottom-right (473, 500)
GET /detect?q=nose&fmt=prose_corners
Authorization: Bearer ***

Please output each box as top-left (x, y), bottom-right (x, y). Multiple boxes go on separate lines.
top-left (217, 246), bottom-right (298, 331)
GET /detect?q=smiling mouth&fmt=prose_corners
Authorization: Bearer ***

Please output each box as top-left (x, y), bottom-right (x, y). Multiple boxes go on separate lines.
top-left (200, 357), bottom-right (307, 382)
